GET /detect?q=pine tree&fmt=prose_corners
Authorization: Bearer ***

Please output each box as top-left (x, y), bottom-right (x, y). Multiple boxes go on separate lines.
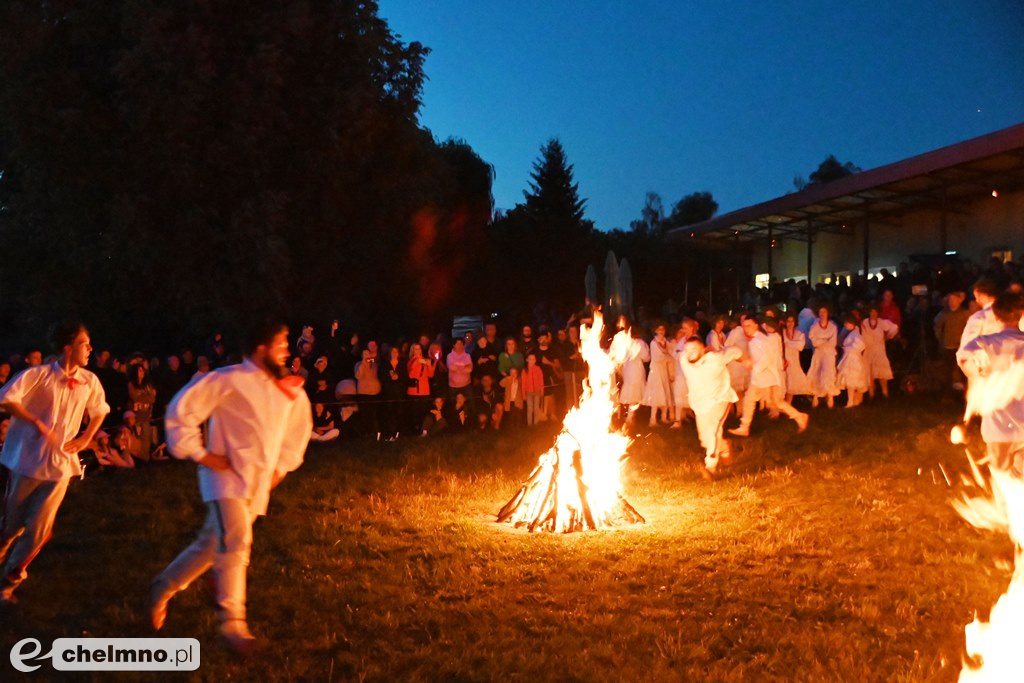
top-left (522, 139), bottom-right (589, 237)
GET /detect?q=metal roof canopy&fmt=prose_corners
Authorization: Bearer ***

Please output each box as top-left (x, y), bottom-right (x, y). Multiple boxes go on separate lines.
top-left (668, 123), bottom-right (1024, 246)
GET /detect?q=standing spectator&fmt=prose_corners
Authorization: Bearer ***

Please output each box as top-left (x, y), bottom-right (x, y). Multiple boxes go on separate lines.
top-left (519, 325), bottom-right (537, 359)
top-left (808, 306), bottom-right (840, 408)
top-left (498, 338), bottom-right (524, 377)
top-left (960, 278), bottom-right (1001, 351)
top-left (288, 356), bottom-right (308, 381)
top-left (0, 361), bottom-right (10, 387)
top-left (643, 324), bottom-right (674, 427)
top-left (355, 349), bottom-right (382, 437)
top-left (472, 335), bottom-right (499, 382)
top-left (879, 289), bottom-right (902, 330)
top-left (127, 364), bottom-right (157, 461)
top-left (193, 356), bottom-right (211, 379)
top-left (560, 326), bottom-right (584, 410)
top-left (427, 342), bottom-right (448, 397)
top-left (500, 367), bottom-right (525, 428)
top-left (306, 356), bottom-right (333, 398)
top-left (522, 353), bottom-right (546, 426)
top-left (446, 339), bottom-right (473, 402)
top-left (406, 344), bottom-right (436, 432)
top-left (934, 290), bottom-right (970, 395)
top-left (535, 331), bottom-right (560, 420)
top-left (380, 346), bottom-right (407, 438)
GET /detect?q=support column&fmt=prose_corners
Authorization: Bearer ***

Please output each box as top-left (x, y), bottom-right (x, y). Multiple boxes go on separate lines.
top-left (862, 208), bottom-right (870, 278)
top-left (735, 232), bottom-right (741, 304)
top-left (806, 222), bottom-right (814, 284)
top-left (767, 225), bottom-right (774, 286)
top-left (940, 188), bottom-right (948, 253)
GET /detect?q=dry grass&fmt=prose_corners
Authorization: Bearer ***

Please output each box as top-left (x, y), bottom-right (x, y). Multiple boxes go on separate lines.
top-left (0, 396), bottom-right (1010, 681)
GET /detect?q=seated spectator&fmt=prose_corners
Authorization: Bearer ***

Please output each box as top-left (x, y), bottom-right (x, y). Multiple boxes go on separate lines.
top-left (0, 361), bottom-right (10, 387)
top-left (446, 392), bottom-right (471, 432)
top-left (92, 429), bottom-right (135, 469)
top-left (474, 375), bottom-right (504, 430)
top-left (310, 403), bottom-right (340, 442)
top-left (0, 413), bottom-right (9, 448)
top-left (193, 355), bottom-right (211, 378)
top-left (421, 396), bottom-right (448, 436)
top-left (120, 410), bottom-right (143, 458)
top-left (290, 356), bottom-right (308, 381)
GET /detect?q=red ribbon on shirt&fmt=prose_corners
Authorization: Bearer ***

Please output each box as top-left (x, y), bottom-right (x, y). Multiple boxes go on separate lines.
top-left (274, 375), bottom-right (305, 400)
top-left (66, 376), bottom-right (83, 390)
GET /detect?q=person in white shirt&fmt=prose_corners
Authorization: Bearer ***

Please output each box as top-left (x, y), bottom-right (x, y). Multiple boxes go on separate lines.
top-left (642, 324), bottom-right (674, 427)
top-left (956, 291), bottom-right (1024, 474)
top-left (860, 306), bottom-right (899, 399)
top-left (680, 336), bottom-right (743, 478)
top-left (150, 322), bottom-right (312, 654)
top-left (958, 278), bottom-right (1001, 352)
top-left (836, 316), bottom-right (869, 408)
top-left (0, 322), bottom-right (109, 605)
top-left (807, 305), bottom-right (840, 408)
top-left (782, 313), bottom-right (812, 403)
top-left (705, 315), bottom-right (727, 351)
top-left (670, 319), bottom-right (697, 428)
top-left (724, 314), bottom-right (753, 417)
top-left (729, 318), bottom-right (808, 437)
top-left (615, 330), bottom-right (649, 427)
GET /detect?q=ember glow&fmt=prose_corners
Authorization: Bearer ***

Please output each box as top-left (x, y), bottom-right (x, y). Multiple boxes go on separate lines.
top-left (498, 311), bottom-right (644, 532)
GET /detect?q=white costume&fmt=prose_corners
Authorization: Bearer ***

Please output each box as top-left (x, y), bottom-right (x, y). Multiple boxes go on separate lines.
top-left (958, 304), bottom-right (998, 352)
top-left (706, 329), bottom-right (726, 352)
top-left (724, 327), bottom-right (751, 395)
top-left (782, 328), bottom-right (812, 396)
top-left (642, 337), bottom-right (674, 409)
top-left (807, 319), bottom-right (840, 397)
top-left (681, 347), bottom-right (742, 470)
top-left (836, 328), bottom-right (869, 392)
top-left (671, 338), bottom-right (690, 411)
top-left (860, 318), bottom-right (898, 381)
top-left (0, 363), bottom-right (109, 596)
top-left (154, 360), bottom-right (312, 627)
top-left (957, 327), bottom-right (1024, 473)
top-left (736, 332), bottom-right (804, 432)
top-left (618, 338), bottom-right (649, 405)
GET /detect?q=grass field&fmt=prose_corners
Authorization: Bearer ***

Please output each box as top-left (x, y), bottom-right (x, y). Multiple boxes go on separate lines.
top-left (0, 396), bottom-right (1011, 681)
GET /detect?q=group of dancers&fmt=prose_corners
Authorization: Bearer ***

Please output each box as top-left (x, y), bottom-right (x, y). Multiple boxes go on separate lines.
top-left (0, 320), bottom-right (311, 654)
top-left (613, 305), bottom-right (900, 476)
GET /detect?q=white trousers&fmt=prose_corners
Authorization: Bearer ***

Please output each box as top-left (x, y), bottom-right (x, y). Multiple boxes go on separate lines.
top-left (155, 499), bottom-right (253, 623)
top-left (694, 402), bottom-right (731, 460)
top-left (739, 385), bottom-right (802, 430)
top-left (0, 472), bottom-right (70, 593)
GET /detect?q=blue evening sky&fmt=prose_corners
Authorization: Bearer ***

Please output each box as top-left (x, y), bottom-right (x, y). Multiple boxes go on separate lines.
top-left (380, 1), bottom-right (1024, 231)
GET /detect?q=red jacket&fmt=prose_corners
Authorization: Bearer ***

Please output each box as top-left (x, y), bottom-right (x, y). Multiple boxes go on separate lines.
top-left (521, 364), bottom-right (545, 394)
top-left (407, 358), bottom-right (434, 396)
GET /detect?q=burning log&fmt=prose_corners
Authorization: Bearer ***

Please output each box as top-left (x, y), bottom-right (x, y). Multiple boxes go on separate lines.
top-left (498, 311), bottom-right (644, 533)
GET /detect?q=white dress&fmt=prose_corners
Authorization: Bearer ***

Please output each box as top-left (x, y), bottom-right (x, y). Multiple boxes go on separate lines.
top-left (807, 319), bottom-right (840, 397)
top-left (706, 329), bottom-right (726, 352)
top-left (837, 328), bottom-right (869, 392)
top-left (783, 328), bottom-right (812, 396)
top-left (642, 337), bottom-right (674, 408)
top-left (672, 337), bottom-right (690, 409)
top-left (725, 327), bottom-right (751, 394)
top-left (860, 319), bottom-right (898, 381)
top-left (619, 338), bottom-right (649, 405)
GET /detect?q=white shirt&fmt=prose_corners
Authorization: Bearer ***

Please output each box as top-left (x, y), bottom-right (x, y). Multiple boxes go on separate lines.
top-left (957, 327), bottom-right (1024, 444)
top-left (749, 332), bottom-right (785, 389)
top-left (0, 362), bottom-right (110, 481)
top-left (682, 347), bottom-right (742, 407)
top-left (959, 304), bottom-right (998, 352)
top-left (165, 359), bottom-right (313, 516)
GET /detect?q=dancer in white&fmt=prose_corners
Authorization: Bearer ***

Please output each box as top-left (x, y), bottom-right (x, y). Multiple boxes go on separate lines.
top-left (680, 336), bottom-right (743, 478)
top-left (836, 315), bottom-right (869, 408)
top-left (860, 306), bottom-right (899, 399)
top-left (642, 324), bottom-right (674, 427)
top-left (724, 314), bottom-right (752, 417)
top-left (706, 315), bottom-right (727, 351)
top-left (729, 318), bottom-right (808, 436)
top-left (807, 305), bottom-right (840, 408)
top-left (616, 329), bottom-right (649, 427)
top-left (150, 322), bottom-right (312, 653)
top-left (782, 313), bottom-right (812, 403)
top-left (959, 277), bottom-right (1001, 352)
top-left (957, 291), bottom-right (1024, 474)
top-left (670, 319), bottom-right (697, 428)
top-left (0, 322), bottom-right (109, 605)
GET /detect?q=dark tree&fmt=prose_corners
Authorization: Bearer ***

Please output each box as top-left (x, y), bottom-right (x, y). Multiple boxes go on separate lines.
top-left (522, 139), bottom-right (589, 237)
top-left (0, 1), bottom-right (491, 349)
top-left (666, 191), bottom-right (718, 229)
top-left (794, 154), bottom-right (861, 190)
top-left (629, 192), bottom-right (665, 236)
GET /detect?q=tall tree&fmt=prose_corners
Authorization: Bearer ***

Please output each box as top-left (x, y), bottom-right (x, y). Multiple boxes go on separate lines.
top-left (666, 191), bottom-right (718, 229)
top-left (522, 138), bottom-right (589, 237)
top-left (794, 154), bottom-right (861, 190)
top-left (629, 191), bottom-right (664, 235)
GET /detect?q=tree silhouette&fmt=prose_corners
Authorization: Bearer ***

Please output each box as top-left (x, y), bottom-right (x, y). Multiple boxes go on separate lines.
top-left (794, 154), bottom-right (861, 190)
top-left (523, 139), bottom-right (588, 236)
top-left (666, 191), bottom-right (718, 229)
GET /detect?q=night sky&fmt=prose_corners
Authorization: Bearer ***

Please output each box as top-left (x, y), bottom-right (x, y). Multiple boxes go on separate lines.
top-left (381, 0), bottom-right (1024, 230)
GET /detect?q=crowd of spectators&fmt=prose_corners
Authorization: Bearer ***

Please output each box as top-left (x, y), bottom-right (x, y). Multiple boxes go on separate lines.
top-left (0, 254), bottom-right (1020, 469)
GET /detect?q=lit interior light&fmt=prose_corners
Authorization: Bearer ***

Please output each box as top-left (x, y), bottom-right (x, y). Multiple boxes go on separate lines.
top-left (992, 189), bottom-right (999, 198)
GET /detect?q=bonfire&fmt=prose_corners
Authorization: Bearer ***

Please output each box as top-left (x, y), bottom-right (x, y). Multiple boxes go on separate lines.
top-left (497, 311), bottom-right (645, 532)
